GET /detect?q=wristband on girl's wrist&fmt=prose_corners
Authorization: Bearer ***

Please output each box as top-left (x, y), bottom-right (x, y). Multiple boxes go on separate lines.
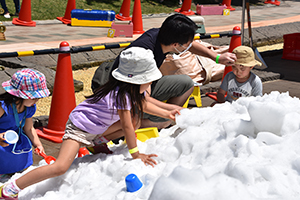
top-left (216, 54), bottom-right (221, 64)
top-left (129, 147), bottom-right (139, 154)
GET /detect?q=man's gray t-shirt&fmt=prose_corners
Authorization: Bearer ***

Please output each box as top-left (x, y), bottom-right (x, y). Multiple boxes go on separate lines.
top-left (220, 71), bottom-right (262, 102)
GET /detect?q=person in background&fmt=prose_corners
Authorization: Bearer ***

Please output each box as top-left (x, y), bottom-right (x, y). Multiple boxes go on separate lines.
top-left (213, 46), bottom-right (263, 106)
top-left (0, 68), bottom-right (50, 177)
top-left (0, 0), bottom-right (20, 18)
top-left (0, 47), bottom-right (181, 199)
top-left (92, 13), bottom-right (236, 130)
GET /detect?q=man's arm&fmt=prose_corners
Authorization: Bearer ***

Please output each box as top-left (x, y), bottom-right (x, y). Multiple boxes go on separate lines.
top-left (189, 41), bottom-right (236, 65)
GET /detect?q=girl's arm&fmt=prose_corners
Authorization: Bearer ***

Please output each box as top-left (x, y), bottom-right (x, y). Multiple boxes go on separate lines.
top-left (0, 132), bottom-right (9, 147)
top-left (23, 117), bottom-right (45, 153)
top-left (118, 109), bottom-right (157, 167)
top-left (145, 95), bottom-right (183, 111)
top-left (0, 105), bottom-right (9, 147)
top-left (143, 100), bottom-right (180, 121)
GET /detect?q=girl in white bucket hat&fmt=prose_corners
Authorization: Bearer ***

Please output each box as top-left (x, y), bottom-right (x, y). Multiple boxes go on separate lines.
top-left (1, 47), bottom-right (181, 199)
top-left (0, 68), bottom-right (49, 179)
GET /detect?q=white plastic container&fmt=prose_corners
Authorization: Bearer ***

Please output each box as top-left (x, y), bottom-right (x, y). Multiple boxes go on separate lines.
top-left (4, 130), bottom-right (19, 144)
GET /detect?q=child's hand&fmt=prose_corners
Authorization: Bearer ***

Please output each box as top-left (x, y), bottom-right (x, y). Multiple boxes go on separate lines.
top-left (34, 145), bottom-right (45, 155)
top-left (134, 153), bottom-right (158, 167)
top-left (0, 132), bottom-right (9, 147)
top-left (169, 109), bottom-right (181, 121)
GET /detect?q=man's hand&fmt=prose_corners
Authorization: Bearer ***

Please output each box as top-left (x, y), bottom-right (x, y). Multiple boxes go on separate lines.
top-left (218, 52), bottom-right (237, 65)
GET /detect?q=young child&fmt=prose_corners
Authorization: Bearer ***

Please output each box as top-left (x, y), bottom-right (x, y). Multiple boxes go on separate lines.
top-left (0, 68), bottom-right (50, 176)
top-left (215, 46), bottom-right (263, 104)
top-left (0, 47), bottom-right (181, 199)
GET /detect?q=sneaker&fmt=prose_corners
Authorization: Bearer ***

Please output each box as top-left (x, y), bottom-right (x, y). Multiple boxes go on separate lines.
top-left (3, 13), bottom-right (10, 19)
top-left (87, 143), bottom-right (113, 154)
top-left (0, 185), bottom-right (18, 200)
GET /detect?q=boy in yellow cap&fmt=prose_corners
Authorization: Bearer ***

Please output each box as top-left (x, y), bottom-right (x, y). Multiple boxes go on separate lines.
top-left (215, 46), bottom-right (263, 104)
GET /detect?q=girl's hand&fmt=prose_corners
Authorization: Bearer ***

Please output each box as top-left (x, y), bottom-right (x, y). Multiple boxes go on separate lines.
top-left (34, 145), bottom-right (45, 155)
top-left (169, 109), bottom-right (181, 121)
top-left (133, 153), bottom-right (158, 167)
top-left (0, 133), bottom-right (9, 147)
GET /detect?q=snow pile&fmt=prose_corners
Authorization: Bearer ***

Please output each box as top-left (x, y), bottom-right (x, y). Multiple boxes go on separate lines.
top-left (3, 91), bottom-right (300, 200)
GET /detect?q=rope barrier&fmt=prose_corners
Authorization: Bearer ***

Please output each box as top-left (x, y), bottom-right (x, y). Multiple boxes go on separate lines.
top-left (0, 33), bottom-right (239, 58)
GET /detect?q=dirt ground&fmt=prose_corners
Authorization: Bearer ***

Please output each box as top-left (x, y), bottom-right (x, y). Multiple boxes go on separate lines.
top-left (34, 67), bottom-right (98, 117)
top-left (34, 43), bottom-right (284, 117)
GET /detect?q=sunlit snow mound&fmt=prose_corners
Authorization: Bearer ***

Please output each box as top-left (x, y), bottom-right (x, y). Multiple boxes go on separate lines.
top-left (4, 91), bottom-right (300, 200)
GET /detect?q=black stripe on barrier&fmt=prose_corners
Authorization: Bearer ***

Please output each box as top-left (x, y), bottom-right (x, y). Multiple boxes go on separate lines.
top-left (0, 52), bottom-right (19, 58)
top-left (195, 33), bottom-right (237, 40)
top-left (32, 49), bottom-right (60, 55)
top-left (105, 43), bottom-right (122, 49)
top-left (0, 33), bottom-right (240, 58)
top-left (71, 46), bottom-right (94, 53)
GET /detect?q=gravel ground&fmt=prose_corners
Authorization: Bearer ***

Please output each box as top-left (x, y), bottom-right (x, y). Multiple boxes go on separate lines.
top-left (34, 67), bottom-right (97, 117)
top-left (34, 43), bottom-right (284, 117)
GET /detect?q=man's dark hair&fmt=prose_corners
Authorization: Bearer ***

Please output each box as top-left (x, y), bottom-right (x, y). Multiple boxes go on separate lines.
top-left (157, 13), bottom-right (197, 46)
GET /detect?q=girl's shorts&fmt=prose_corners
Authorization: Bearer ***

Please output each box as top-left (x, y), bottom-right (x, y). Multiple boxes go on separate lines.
top-left (63, 120), bottom-right (100, 146)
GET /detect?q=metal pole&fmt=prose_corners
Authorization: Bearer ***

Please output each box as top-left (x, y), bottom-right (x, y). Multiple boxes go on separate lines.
top-left (241, 0), bottom-right (246, 45)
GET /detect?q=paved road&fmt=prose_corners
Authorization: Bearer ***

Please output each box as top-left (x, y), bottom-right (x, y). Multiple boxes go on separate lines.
top-left (0, 0), bottom-right (300, 53)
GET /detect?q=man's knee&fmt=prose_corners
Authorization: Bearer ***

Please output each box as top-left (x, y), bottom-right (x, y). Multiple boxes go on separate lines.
top-left (180, 74), bottom-right (194, 89)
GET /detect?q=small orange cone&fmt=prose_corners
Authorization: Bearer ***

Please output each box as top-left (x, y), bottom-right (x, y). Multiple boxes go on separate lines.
top-left (78, 147), bottom-right (91, 157)
top-left (174, 0), bottom-right (195, 15)
top-left (206, 26), bottom-right (241, 101)
top-left (37, 41), bottom-right (76, 143)
top-left (116, 0), bottom-right (132, 21)
top-left (221, 0), bottom-right (236, 11)
top-left (12, 0), bottom-right (36, 27)
top-left (57, 0), bottom-right (76, 25)
top-left (132, 0), bottom-right (144, 34)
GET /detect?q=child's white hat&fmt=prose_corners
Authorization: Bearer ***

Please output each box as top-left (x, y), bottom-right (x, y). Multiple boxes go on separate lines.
top-left (112, 47), bottom-right (162, 85)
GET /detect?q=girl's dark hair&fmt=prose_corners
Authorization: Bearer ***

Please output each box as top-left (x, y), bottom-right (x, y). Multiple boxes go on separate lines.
top-left (85, 77), bottom-right (145, 122)
top-left (158, 13), bottom-right (197, 46)
top-left (0, 92), bottom-right (23, 110)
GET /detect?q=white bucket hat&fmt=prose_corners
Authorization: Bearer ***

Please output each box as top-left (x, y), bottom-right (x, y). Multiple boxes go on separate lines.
top-left (112, 47), bottom-right (162, 85)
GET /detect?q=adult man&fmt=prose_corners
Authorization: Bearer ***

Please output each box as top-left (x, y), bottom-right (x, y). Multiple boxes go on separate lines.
top-left (92, 14), bottom-right (236, 129)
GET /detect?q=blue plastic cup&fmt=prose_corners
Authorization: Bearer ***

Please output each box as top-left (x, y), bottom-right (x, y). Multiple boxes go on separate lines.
top-left (125, 174), bottom-right (143, 192)
top-left (4, 130), bottom-right (19, 144)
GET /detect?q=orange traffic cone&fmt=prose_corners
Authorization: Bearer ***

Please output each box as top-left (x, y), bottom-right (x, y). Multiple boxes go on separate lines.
top-left (132, 0), bottom-right (144, 34)
top-left (37, 41), bottom-right (76, 143)
top-left (206, 26), bottom-right (241, 101)
top-left (78, 147), bottom-right (91, 157)
top-left (12, 0), bottom-right (36, 27)
top-left (221, 0), bottom-right (236, 11)
top-left (264, 0), bottom-right (280, 6)
top-left (222, 26), bottom-right (241, 80)
top-left (116, 0), bottom-right (132, 21)
top-left (57, 0), bottom-right (76, 25)
top-left (175, 0), bottom-right (195, 15)
top-left (222, 26), bottom-right (242, 81)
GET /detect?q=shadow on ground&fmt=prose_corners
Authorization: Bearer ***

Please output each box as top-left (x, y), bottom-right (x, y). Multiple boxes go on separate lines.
top-left (262, 50), bottom-right (300, 83)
